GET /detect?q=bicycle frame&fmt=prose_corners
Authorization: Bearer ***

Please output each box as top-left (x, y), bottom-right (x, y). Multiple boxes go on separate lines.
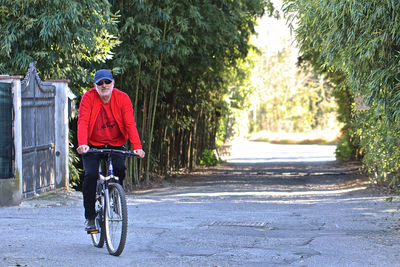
top-left (98, 156), bottom-right (117, 220)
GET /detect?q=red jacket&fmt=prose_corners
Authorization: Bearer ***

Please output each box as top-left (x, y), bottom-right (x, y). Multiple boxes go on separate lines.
top-left (77, 88), bottom-right (142, 149)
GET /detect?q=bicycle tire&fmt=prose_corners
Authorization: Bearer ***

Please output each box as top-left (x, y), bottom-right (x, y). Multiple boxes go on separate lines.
top-left (104, 183), bottom-right (128, 256)
top-left (91, 181), bottom-right (105, 248)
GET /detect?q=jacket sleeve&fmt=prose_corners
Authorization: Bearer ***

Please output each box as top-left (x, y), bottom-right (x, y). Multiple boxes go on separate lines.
top-left (77, 92), bottom-right (92, 146)
top-left (121, 94), bottom-right (142, 150)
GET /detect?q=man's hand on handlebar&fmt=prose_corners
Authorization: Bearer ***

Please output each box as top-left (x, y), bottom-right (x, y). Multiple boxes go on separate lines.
top-left (133, 149), bottom-right (145, 158)
top-left (77, 145), bottom-right (145, 158)
top-left (77, 144), bottom-right (90, 154)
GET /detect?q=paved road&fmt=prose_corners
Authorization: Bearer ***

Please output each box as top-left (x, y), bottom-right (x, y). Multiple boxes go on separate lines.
top-left (1, 145), bottom-right (400, 266)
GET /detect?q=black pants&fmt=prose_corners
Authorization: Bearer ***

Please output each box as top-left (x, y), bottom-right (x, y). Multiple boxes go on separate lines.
top-left (82, 146), bottom-right (126, 220)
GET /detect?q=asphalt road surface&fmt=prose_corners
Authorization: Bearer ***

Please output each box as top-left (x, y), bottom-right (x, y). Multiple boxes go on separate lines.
top-left (1, 142), bottom-right (400, 266)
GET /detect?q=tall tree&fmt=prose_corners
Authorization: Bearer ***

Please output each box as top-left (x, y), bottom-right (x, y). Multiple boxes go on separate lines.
top-left (0, 0), bottom-right (118, 86)
top-left (110, 0), bottom-right (270, 183)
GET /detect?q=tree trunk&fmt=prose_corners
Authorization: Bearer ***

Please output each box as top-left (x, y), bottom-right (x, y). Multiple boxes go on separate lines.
top-left (145, 20), bottom-right (167, 182)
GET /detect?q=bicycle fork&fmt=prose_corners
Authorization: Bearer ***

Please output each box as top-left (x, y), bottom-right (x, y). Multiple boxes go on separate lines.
top-left (100, 159), bottom-right (120, 220)
top-left (104, 187), bottom-right (112, 219)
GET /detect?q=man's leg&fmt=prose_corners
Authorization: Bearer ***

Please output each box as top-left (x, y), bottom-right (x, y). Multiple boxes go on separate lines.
top-left (82, 153), bottom-right (100, 220)
top-left (111, 153), bottom-right (126, 185)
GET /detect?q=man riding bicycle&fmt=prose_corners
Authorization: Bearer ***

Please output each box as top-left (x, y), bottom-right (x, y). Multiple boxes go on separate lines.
top-left (76, 69), bottom-right (145, 231)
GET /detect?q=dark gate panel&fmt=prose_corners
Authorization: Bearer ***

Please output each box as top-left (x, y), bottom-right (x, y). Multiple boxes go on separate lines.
top-left (21, 64), bottom-right (56, 197)
top-left (0, 82), bottom-right (13, 179)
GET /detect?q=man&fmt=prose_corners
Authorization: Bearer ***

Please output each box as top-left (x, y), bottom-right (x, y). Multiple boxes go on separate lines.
top-left (77, 69), bottom-right (145, 231)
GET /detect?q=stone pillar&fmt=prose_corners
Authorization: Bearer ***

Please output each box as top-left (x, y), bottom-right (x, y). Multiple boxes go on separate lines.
top-left (48, 80), bottom-right (72, 190)
top-left (0, 76), bottom-right (23, 206)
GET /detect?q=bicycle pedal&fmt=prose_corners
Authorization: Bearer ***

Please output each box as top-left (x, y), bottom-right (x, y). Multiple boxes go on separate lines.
top-left (87, 229), bottom-right (99, 234)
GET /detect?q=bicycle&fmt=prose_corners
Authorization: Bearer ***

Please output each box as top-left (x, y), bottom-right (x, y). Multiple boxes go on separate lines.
top-left (86, 148), bottom-right (139, 256)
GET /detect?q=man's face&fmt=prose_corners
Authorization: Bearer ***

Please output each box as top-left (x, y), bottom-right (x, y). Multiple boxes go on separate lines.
top-left (95, 79), bottom-right (114, 99)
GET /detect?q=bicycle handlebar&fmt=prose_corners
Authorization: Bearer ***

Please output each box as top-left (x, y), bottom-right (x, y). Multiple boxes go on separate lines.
top-left (86, 148), bottom-right (139, 157)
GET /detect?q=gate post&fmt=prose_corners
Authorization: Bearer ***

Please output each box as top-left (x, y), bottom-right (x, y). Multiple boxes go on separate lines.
top-left (48, 80), bottom-right (73, 190)
top-left (0, 76), bottom-right (23, 206)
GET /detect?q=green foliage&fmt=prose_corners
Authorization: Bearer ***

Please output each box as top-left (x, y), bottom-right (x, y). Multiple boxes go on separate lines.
top-left (356, 110), bottom-right (400, 187)
top-left (1, 0), bottom-right (271, 185)
top-left (0, 0), bottom-right (119, 89)
top-left (330, 79), bottom-right (360, 160)
top-left (68, 140), bottom-right (81, 188)
top-left (216, 54), bottom-right (257, 146)
top-left (109, 0), bottom-right (270, 179)
top-left (385, 197), bottom-right (393, 203)
top-left (283, 0), bottom-right (400, 187)
top-left (200, 149), bottom-right (220, 166)
top-left (335, 134), bottom-right (355, 160)
top-left (248, 45), bottom-right (339, 134)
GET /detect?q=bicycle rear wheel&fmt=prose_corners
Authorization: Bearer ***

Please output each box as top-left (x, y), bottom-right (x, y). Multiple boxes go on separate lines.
top-left (104, 183), bottom-right (128, 256)
top-left (91, 181), bottom-right (105, 248)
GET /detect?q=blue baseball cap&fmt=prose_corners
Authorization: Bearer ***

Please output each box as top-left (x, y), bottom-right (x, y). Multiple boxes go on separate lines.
top-left (94, 69), bottom-right (113, 84)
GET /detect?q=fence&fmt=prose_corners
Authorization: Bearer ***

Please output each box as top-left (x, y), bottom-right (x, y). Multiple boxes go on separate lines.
top-left (0, 82), bottom-right (13, 179)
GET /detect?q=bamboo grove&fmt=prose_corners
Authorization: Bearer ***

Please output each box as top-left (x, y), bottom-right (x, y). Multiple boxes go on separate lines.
top-left (0, 0), bottom-right (271, 186)
top-left (283, 0), bottom-right (400, 188)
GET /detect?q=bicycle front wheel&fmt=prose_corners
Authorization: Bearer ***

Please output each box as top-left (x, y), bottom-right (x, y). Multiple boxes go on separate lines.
top-left (104, 183), bottom-right (128, 256)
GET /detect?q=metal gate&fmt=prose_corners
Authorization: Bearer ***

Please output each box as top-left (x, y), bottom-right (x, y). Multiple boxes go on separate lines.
top-left (0, 82), bottom-right (13, 179)
top-left (21, 63), bottom-right (56, 197)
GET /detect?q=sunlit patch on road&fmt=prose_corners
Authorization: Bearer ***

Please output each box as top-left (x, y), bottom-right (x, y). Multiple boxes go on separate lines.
top-left (173, 187), bottom-right (367, 198)
top-left (222, 139), bottom-right (336, 163)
